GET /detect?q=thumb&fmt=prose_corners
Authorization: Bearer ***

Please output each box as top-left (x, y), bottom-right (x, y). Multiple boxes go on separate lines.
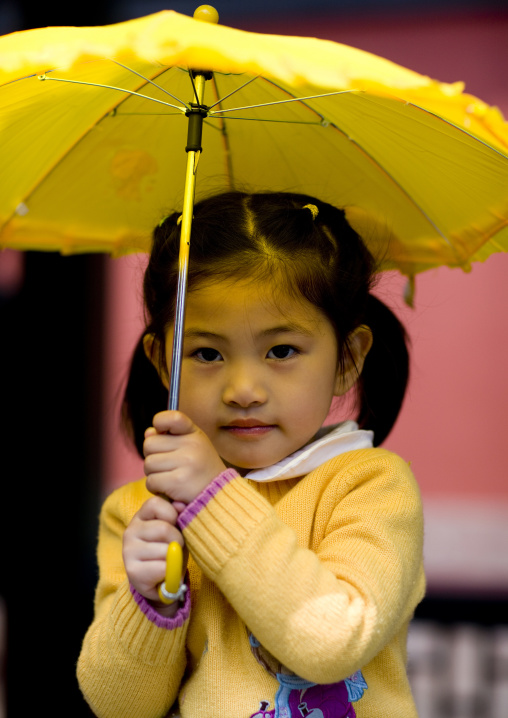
top-left (152, 410), bottom-right (196, 436)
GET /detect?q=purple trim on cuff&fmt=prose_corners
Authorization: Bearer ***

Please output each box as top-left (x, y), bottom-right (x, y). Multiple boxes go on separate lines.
top-left (177, 468), bottom-right (240, 530)
top-left (130, 581), bottom-right (191, 629)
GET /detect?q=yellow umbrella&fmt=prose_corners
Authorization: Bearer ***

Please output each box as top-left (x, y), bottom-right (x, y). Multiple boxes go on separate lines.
top-left (1, 5), bottom-right (507, 267)
top-left (1, 4), bottom-right (508, 403)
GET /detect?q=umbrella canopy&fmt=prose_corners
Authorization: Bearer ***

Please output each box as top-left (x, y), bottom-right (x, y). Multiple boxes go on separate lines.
top-left (1, 7), bottom-right (508, 277)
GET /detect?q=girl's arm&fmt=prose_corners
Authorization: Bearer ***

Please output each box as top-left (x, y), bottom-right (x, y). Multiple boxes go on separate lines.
top-left (77, 480), bottom-right (190, 718)
top-left (177, 449), bottom-right (425, 685)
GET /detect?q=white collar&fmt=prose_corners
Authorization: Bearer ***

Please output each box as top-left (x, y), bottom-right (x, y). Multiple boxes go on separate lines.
top-left (244, 421), bottom-right (374, 483)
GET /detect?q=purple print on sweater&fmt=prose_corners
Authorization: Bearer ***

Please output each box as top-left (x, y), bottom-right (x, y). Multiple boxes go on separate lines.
top-left (287, 679), bottom-right (357, 717)
top-left (248, 677), bottom-right (357, 717)
top-left (248, 634), bottom-right (366, 718)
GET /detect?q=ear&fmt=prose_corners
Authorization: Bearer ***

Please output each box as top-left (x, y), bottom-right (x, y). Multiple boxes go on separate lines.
top-left (143, 333), bottom-right (169, 389)
top-left (334, 325), bottom-right (373, 396)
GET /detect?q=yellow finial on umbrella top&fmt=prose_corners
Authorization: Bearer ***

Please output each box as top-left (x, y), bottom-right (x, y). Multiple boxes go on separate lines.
top-left (194, 5), bottom-right (220, 23)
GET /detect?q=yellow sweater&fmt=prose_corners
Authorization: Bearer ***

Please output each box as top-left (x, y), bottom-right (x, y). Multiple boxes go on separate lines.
top-left (78, 447), bottom-right (425, 718)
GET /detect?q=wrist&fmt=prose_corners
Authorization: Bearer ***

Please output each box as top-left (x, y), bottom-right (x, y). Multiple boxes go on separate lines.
top-left (148, 598), bottom-right (181, 618)
top-left (130, 582), bottom-right (191, 629)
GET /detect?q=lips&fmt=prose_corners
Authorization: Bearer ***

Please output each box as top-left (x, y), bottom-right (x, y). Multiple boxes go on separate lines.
top-left (222, 419), bottom-right (275, 436)
top-left (226, 419), bottom-right (271, 428)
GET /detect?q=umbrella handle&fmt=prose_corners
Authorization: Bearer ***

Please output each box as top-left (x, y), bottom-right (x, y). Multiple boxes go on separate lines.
top-left (157, 541), bottom-right (186, 605)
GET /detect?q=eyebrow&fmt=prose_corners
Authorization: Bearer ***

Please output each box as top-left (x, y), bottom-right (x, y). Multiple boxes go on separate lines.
top-left (184, 322), bottom-right (315, 342)
top-left (184, 329), bottom-right (226, 341)
top-left (260, 323), bottom-right (315, 338)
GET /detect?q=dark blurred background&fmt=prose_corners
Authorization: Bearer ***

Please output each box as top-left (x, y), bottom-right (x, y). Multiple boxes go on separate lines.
top-left (1, 1), bottom-right (507, 716)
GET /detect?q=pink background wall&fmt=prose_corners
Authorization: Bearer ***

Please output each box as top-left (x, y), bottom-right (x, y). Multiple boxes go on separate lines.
top-left (102, 9), bottom-right (508, 590)
top-left (103, 256), bottom-right (508, 499)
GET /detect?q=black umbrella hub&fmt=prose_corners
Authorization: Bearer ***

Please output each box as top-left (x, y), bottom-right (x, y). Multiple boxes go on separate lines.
top-left (185, 102), bottom-right (209, 153)
top-left (184, 6), bottom-right (219, 152)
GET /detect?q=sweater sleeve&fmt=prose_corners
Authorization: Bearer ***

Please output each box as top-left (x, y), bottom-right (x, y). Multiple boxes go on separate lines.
top-left (77, 480), bottom-right (190, 718)
top-left (178, 450), bottom-right (425, 685)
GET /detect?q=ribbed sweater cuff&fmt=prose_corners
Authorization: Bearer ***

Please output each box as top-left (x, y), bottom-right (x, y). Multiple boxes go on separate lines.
top-left (178, 472), bottom-right (274, 578)
top-left (130, 579), bottom-right (191, 629)
top-left (109, 580), bottom-right (188, 664)
top-left (177, 468), bottom-right (240, 530)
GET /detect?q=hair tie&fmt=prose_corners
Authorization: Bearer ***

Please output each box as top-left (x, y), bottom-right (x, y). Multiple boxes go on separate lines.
top-left (158, 213), bottom-right (184, 228)
top-left (303, 204), bottom-right (319, 220)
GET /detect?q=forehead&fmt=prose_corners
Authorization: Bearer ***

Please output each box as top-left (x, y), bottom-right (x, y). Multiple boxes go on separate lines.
top-left (184, 278), bottom-right (331, 336)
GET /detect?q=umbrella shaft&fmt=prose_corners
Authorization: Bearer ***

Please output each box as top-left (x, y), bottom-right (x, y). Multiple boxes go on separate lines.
top-left (168, 149), bottom-right (199, 411)
top-left (168, 74), bottom-right (207, 411)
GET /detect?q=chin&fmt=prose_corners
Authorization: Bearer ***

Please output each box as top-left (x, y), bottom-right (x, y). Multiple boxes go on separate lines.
top-left (223, 458), bottom-right (271, 475)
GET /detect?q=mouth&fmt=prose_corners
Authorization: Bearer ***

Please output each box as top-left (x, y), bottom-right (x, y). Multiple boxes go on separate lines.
top-left (221, 419), bottom-right (276, 437)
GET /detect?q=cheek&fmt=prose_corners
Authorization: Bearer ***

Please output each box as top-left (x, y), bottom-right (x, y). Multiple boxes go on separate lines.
top-left (178, 381), bottom-right (200, 410)
top-left (287, 385), bottom-right (334, 433)
top-left (308, 358), bottom-right (340, 395)
top-left (178, 377), bottom-right (216, 428)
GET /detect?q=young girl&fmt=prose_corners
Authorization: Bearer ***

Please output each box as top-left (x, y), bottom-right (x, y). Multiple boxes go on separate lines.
top-left (78, 191), bottom-right (425, 718)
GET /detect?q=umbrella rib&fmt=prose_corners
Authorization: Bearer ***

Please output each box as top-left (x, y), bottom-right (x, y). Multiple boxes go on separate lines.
top-left (38, 75), bottom-right (187, 112)
top-left (4, 73), bottom-right (188, 231)
top-left (404, 99), bottom-right (508, 161)
top-left (207, 116), bottom-right (323, 124)
top-left (206, 75), bottom-right (260, 110)
top-left (341, 129), bottom-right (453, 247)
top-left (338, 95), bottom-right (508, 253)
top-left (110, 60), bottom-right (191, 109)
top-left (208, 90), bottom-right (354, 115)
top-left (188, 71), bottom-right (200, 105)
top-left (229, 79), bottom-right (454, 250)
top-left (208, 78), bottom-right (461, 251)
top-left (208, 74), bottom-right (235, 190)
top-left (109, 111), bottom-right (184, 116)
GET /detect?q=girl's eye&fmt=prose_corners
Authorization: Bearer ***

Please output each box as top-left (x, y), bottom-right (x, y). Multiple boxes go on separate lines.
top-left (193, 347), bottom-right (223, 363)
top-left (267, 344), bottom-right (298, 360)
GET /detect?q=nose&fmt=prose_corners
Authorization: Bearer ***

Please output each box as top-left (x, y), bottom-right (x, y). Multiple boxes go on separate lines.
top-left (222, 362), bottom-right (267, 408)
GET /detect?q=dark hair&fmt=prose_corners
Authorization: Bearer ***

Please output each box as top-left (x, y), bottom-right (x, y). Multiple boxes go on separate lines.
top-left (122, 191), bottom-right (409, 455)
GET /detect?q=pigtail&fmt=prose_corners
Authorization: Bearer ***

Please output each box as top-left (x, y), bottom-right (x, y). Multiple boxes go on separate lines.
top-left (356, 294), bottom-right (409, 446)
top-left (122, 334), bottom-right (168, 457)
top-left (121, 211), bottom-right (181, 457)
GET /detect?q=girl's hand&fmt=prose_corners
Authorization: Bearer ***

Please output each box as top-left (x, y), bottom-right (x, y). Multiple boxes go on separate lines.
top-left (143, 410), bottom-right (227, 507)
top-left (123, 495), bottom-right (187, 617)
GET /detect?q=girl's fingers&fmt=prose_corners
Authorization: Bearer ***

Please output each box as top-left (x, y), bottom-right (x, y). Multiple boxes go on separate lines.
top-left (144, 452), bottom-right (180, 478)
top-left (144, 471), bottom-right (178, 500)
top-left (152, 410), bottom-right (196, 436)
top-left (124, 520), bottom-right (183, 556)
top-left (145, 469), bottom-right (192, 501)
top-left (127, 540), bottom-right (172, 562)
top-left (143, 410), bottom-right (226, 505)
top-left (124, 496), bottom-right (188, 602)
top-left (143, 412), bottom-right (195, 458)
top-left (126, 560), bottom-right (168, 600)
top-left (142, 426), bottom-right (187, 462)
top-left (131, 520), bottom-right (180, 546)
top-left (135, 495), bottom-right (179, 524)
top-left (143, 436), bottom-right (181, 463)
